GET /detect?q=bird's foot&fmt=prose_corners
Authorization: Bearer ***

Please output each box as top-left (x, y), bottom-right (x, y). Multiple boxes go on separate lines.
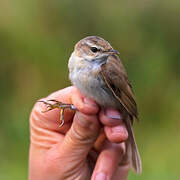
top-left (37, 99), bottom-right (76, 127)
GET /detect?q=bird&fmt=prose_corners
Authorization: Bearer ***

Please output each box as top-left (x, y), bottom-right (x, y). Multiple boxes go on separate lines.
top-left (39, 36), bottom-right (142, 174)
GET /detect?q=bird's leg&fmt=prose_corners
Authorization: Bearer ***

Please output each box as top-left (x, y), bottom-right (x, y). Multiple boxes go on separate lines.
top-left (37, 99), bottom-right (76, 126)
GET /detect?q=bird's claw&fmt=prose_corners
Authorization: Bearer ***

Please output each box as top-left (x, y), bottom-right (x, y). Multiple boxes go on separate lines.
top-left (37, 99), bottom-right (76, 126)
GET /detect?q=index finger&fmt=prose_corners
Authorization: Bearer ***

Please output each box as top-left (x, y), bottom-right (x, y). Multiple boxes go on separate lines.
top-left (31, 86), bottom-right (99, 132)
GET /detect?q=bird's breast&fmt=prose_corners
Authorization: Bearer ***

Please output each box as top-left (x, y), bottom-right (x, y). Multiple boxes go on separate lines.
top-left (69, 57), bottom-right (119, 108)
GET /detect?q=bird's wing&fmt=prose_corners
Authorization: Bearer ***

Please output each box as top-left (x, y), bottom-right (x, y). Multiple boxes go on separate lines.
top-left (101, 55), bottom-right (138, 120)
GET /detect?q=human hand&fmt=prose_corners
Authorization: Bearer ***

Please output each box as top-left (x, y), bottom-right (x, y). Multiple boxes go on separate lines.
top-left (29, 86), bottom-right (129, 180)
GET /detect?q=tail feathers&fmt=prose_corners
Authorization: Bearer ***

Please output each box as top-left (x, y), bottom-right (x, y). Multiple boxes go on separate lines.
top-left (126, 117), bottom-right (142, 174)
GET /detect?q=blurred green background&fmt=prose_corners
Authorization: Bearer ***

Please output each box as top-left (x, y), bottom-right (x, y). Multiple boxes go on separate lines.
top-left (0, 0), bottom-right (180, 179)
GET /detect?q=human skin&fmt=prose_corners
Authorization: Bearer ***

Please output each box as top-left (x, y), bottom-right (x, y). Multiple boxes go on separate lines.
top-left (29, 86), bottom-right (129, 180)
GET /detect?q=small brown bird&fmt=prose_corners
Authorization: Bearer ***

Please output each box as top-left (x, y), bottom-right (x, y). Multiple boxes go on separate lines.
top-left (39, 36), bottom-right (142, 173)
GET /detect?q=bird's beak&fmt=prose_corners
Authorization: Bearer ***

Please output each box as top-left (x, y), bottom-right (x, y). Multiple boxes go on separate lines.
top-left (109, 49), bottom-right (120, 55)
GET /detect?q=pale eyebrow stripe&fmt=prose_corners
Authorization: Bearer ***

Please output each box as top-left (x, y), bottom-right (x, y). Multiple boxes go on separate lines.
top-left (86, 41), bottom-right (100, 49)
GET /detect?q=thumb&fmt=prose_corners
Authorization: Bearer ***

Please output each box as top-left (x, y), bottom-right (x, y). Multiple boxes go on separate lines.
top-left (59, 111), bottom-right (100, 162)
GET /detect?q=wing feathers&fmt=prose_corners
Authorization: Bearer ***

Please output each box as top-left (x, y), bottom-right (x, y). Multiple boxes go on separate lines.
top-left (101, 55), bottom-right (138, 120)
top-left (101, 55), bottom-right (141, 173)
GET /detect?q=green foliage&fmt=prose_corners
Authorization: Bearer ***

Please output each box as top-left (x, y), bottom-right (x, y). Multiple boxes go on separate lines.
top-left (0, 0), bottom-right (180, 179)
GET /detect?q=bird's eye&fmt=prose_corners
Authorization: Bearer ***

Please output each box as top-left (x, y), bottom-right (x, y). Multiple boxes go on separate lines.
top-left (90, 47), bottom-right (98, 53)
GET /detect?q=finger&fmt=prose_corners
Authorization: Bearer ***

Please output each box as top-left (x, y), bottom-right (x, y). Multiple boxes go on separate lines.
top-left (43, 86), bottom-right (99, 120)
top-left (31, 86), bottom-right (99, 131)
top-left (92, 141), bottom-right (126, 180)
top-left (71, 87), bottom-right (99, 115)
top-left (99, 108), bottom-right (123, 126)
top-left (99, 108), bottom-right (128, 143)
top-left (31, 87), bottom-right (77, 130)
top-left (94, 129), bottom-right (106, 151)
top-left (113, 164), bottom-right (129, 180)
top-left (104, 124), bottom-right (128, 143)
top-left (54, 111), bottom-right (101, 165)
top-left (46, 86), bottom-right (99, 115)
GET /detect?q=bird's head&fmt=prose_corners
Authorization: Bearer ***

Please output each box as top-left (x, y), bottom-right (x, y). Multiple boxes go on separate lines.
top-left (74, 36), bottom-right (119, 61)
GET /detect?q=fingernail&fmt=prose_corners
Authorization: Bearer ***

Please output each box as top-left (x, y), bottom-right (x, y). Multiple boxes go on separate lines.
top-left (84, 97), bottom-right (97, 106)
top-left (95, 172), bottom-right (107, 180)
top-left (105, 108), bottom-right (122, 120)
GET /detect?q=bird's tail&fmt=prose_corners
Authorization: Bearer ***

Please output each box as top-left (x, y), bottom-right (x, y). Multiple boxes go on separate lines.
top-left (125, 116), bottom-right (142, 174)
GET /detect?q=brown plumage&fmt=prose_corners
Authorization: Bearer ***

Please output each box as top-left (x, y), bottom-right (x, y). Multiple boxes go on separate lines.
top-left (101, 54), bottom-right (141, 173)
top-left (69, 36), bottom-right (142, 173)
top-left (101, 54), bottom-right (138, 120)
